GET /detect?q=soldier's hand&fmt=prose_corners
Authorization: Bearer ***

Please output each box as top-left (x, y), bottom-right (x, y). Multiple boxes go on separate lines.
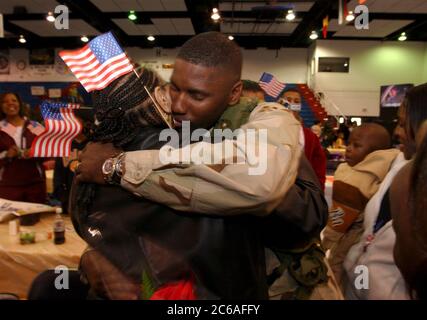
top-left (6, 146), bottom-right (19, 158)
top-left (80, 249), bottom-right (140, 300)
top-left (75, 142), bottom-right (122, 184)
top-left (21, 149), bottom-right (31, 159)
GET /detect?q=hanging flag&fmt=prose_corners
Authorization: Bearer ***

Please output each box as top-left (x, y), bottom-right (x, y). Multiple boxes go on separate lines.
top-left (59, 32), bottom-right (133, 92)
top-left (322, 16), bottom-right (329, 39)
top-left (338, 0), bottom-right (348, 25)
top-left (258, 72), bottom-right (286, 99)
top-left (30, 102), bottom-right (82, 157)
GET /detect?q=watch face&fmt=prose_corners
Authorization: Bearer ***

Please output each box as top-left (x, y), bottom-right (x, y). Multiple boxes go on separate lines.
top-left (102, 159), bottom-right (114, 175)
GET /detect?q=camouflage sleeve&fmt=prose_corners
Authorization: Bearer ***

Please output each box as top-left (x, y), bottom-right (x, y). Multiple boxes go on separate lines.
top-left (121, 103), bottom-right (303, 216)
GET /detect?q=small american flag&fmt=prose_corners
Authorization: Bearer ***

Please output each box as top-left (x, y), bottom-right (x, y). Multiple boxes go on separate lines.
top-left (30, 102), bottom-right (82, 157)
top-left (59, 32), bottom-right (133, 92)
top-left (259, 72), bottom-right (286, 99)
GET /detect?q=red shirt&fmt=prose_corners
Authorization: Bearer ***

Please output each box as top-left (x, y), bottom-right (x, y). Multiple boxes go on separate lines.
top-left (0, 119), bottom-right (46, 186)
top-left (303, 127), bottom-right (326, 190)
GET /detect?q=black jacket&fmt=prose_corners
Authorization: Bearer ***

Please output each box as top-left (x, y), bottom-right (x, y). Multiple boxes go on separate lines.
top-left (71, 127), bottom-right (327, 299)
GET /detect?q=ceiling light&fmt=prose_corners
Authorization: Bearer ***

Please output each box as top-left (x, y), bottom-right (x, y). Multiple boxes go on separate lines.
top-left (46, 11), bottom-right (55, 22)
top-left (147, 35), bottom-right (155, 41)
top-left (398, 32), bottom-right (407, 41)
top-left (346, 11), bottom-right (355, 22)
top-left (286, 10), bottom-right (296, 21)
top-left (128, 10), bottom-right (137, 21)
top-left (228, 35), bottom-right (234, 40)
top-left (80, 35), bottom-right (89, 43)
top-left (309, 31), bottom-right (318, 40)
top-left (211, 8), bottom-right (221, 21)
top-left (19, 35), bottom-right (26, 44)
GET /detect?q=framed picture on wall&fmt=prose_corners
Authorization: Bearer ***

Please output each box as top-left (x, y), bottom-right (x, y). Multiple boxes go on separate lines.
top-left (380, 84), bottom-right (413, 108)
top-left (29, 49), bottom-right (55, 65)
top-left (0, 49), bottom-right (10, 74)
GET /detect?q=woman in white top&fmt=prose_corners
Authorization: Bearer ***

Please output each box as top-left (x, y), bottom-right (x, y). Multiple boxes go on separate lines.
top-left (342, 83), bottom-right (427, 299)
top-left (0, 92), bottom-right (46, 203)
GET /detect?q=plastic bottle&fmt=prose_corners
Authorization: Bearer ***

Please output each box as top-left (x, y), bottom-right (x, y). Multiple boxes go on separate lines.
top-left (53, 207), bottom-right (65, 244)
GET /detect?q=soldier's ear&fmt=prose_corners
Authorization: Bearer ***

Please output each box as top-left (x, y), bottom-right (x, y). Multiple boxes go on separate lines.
top-left (228, 80), bottom-right (243, 106)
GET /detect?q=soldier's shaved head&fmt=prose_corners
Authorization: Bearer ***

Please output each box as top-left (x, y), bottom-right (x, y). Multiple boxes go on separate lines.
top-left (177, 31), bottom-right (242, 83)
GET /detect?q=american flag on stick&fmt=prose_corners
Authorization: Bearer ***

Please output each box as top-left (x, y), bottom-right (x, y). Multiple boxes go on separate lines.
top-left (59, 32), bottom-right (133, 92)
top-left (259, 72), bottom-right (286, 99)
top-left (30, 102), bottom-right (82, 157)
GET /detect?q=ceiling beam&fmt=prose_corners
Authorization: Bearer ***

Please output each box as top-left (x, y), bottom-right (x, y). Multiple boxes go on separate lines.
top-left (184, 0), bottom-right (220, 33)
top-left (383, 19), bottom-right (427, 41)
top-left (3, 13), bottom-right (82, 20)
top-left (327, 12), bottom-right (427, 21)
top-left (3, 19), bottom-right (42, 40)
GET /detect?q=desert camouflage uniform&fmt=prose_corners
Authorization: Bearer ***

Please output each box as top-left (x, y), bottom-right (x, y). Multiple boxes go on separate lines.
top-left (121, 97), bottom-right (302, 216)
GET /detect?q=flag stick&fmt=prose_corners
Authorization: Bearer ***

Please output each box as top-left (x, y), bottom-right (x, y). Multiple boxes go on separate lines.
top-left (144, 86), bottom-right (173, 129)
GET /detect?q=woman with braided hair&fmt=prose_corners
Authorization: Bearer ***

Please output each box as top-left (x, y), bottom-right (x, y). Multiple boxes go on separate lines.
top-left (29, 67), bottom-right (182, 300)
top-left (73, 67), bottom-right (167, 216)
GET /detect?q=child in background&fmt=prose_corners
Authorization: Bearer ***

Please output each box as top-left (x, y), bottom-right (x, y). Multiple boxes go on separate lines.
top-left (322, 123), bottom-right (400, 285)
top-left (333, 132), bottom-right (346, 149)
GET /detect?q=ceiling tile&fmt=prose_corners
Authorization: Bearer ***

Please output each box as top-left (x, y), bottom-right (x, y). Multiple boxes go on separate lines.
top-left (10, 19), bottom-right (101, 36)
top-left (333, 19), bottom-right (414, 37)
top-left (90, 0), bottom-right (122, 12)
top-left (170, 18), bottom-right (195, 35)
top-left (151, 18), bottom-right (177, 35)
top-left (160, 0), bottom-right (187, 11)
top-left (113, 18), bottom-right (161, 35)
top-left (138, 0), bottom-right (166, 11)
top-left (219, 2), bottom-right (314, 12)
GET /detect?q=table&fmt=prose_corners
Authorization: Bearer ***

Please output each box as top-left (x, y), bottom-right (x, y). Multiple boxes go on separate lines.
top-left (0, 213), bottom-right (86, 299)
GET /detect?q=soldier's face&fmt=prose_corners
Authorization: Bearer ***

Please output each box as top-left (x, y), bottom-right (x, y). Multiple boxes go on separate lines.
top-left (169, 59), bottom-right (242, 130)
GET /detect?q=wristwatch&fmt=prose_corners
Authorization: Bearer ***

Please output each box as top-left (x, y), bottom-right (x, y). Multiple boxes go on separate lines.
top-left (102, 152), bottom-right (125, 184)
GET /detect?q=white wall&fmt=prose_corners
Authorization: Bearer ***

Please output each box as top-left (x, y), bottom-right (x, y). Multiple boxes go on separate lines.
top-left (312, 40), bottom-right (427, 117)
top-left (242, 48), bottom-right (308, 83)
top-left (0, 47), bottom-right (309, 84)
top-left (0, 49), bottom-right (77, 82)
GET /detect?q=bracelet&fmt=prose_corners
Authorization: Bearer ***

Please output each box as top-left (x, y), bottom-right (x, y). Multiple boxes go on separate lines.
top-left (111, 152), bottom-right (126, 185)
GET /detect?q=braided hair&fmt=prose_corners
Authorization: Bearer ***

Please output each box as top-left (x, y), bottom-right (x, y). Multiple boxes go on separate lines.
top-left (75, 68), bottom-right (166, 218)
top-left (90, 67), bottom-right (165, 147)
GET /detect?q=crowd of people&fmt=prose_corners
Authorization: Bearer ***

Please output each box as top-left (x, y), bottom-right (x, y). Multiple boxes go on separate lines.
top-left (1, 31), bottom-right (426, 300)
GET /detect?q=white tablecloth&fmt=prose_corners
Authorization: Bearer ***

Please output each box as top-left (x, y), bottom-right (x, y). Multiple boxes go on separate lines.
top-left (0, 213), bottom-right (86, 298)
